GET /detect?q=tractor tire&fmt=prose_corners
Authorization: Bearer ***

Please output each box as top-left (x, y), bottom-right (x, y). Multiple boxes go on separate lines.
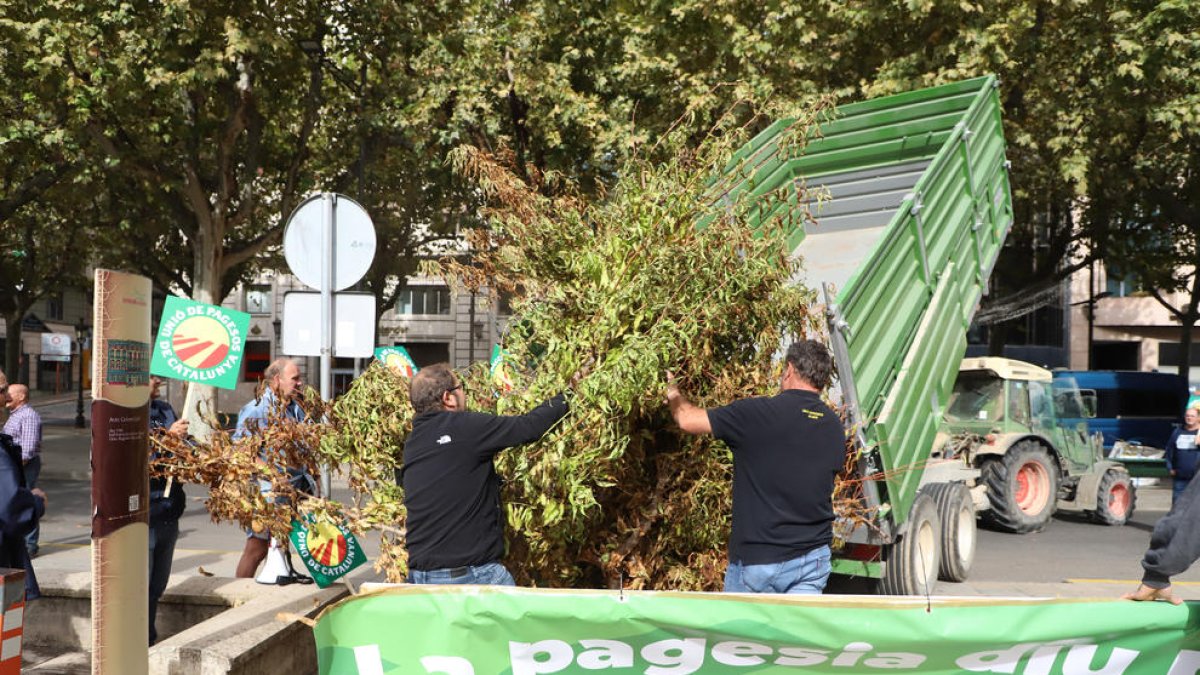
top-left (980, 440), bottom-right (1060, 534)
top-left (879, 492), bottom-right (942, 596)
top-left (1090, 468), bottom-right (1136, 526)
top-left (924, 482), bottom-right (976, 582)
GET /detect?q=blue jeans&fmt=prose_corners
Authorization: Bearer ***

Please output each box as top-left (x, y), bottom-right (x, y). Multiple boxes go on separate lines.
top-left (724, 546), bottom-right (831, 594)
top-left (149, 518), bottom-right (180, 645)
top-left (409, 561), bottom-right (515, 586)
top-left (1173, 477), bottom-right (1192, 506)
top-left (23, 455), bottom-right (40, 554)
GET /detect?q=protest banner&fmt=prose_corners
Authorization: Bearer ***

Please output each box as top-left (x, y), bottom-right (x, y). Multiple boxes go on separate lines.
top-left (313, 586), bottom-right (1200, 675)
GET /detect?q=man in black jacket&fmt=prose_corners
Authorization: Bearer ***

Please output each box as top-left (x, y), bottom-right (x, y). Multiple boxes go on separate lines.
top-left (1124, 474), bottom-right (1200, 604)
top-left (667, 340), bottom-right (846, 594)
top-left (401, 363), bottom-right (569, 585)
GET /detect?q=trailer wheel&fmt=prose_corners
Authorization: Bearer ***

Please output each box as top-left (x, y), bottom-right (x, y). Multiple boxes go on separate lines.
top-left (924, 482), bottom-right (976, 582)
top-left (879, 492), bottom-right (941, 596)
top-left (980, 441), bottom-right (1059, 533)
top-left (1090, 469), bottom-right (1136, 526)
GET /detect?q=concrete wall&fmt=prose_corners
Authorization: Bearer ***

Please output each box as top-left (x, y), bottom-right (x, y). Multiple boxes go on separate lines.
top-left (23, 570), bottom-right (347, 674)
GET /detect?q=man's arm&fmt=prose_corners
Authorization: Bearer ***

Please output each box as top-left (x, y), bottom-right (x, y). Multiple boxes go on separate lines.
top-left (472, 394), bottom-right (570, 454)
top-left (20, 412), bottom-right (41, 461)
top-left (666, 381), bottom-right (711, 436)
top-left (1125, 478), bottom-right (1200, 602)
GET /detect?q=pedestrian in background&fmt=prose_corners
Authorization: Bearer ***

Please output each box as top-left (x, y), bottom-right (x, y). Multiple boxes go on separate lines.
top-left (233, 358), bottom-right (315, 582)
top-left (3, 384), bottom-right (43, 557)
top-left (1165, 406), bottom-right (1200, 505)
top-left (401, 363), bottom-right (573, 586)
top-left (148, 375), bottom-right (188, 644)
top-left (666, 340), bottom-right (846, 594)
top-left (0, 383), bottom-right (44, 600)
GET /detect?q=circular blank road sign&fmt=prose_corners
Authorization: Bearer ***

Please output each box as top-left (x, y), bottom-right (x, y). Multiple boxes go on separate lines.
top-left (283, 193), bottom-right (377, 292)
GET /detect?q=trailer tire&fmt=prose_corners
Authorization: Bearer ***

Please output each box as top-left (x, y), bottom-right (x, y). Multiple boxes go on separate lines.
top-left (924, 482), bottom-right (976, 582)
top-left (1090, 469), bottom-right (1136, 526)
top-left (879, 493), bottom-right (941, 596)
top-left (980, 441), bottom-right (1059, 533)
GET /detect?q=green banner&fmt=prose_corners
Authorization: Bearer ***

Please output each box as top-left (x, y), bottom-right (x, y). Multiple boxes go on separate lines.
top-left (150, 296), bottom-right (250, 390)
top-left (314, 586), bottom-right (1200, 674)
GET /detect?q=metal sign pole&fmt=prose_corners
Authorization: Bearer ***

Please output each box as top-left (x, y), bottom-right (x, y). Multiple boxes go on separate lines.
top-left (320, 193), bottom-right (335, 499)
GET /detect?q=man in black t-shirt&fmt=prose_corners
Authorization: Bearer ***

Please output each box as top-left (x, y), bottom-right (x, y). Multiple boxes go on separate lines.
top-left (401, 363), bottom-right (569, 585)
top-left (667, 340), bottom-right (846, 594)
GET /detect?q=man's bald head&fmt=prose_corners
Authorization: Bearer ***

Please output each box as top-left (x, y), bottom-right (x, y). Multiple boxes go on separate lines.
top-left (6, 384), bottom-right (28, 409)
top-left (264, 358), bottom-right (303, 401)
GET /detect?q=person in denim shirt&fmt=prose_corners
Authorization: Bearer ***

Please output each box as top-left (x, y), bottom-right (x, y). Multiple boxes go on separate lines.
top-left (1165, 407), bottom-right (1200, 505)
top-left (232, 359), bottom-right (315, 579)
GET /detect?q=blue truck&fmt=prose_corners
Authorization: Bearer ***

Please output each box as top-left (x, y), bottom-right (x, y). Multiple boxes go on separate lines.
top-left (1053, 370), bottom-right (1188, 451)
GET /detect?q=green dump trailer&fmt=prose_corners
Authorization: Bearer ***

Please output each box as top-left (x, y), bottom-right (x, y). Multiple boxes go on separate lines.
top-left (729, 76), bottom-right (1014, 594)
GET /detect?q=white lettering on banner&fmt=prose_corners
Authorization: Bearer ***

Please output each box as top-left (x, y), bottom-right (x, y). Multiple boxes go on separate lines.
top-left (505, 638), bottom-right (927, 673)
top-left (352, 645), bottom-right (385, 675)
top-left (1169, 650), bottom-right (1200, 675)
top-left (642, 638), bottom-right (705, 675)
top-left (510, 640), bottom-right (574, 675)
top-left (774, 646), bottom-right (829, 667)
top-left (331, 636), bottom-right (1162, 674)
top-left (957, 641), bottom-right (1139, 674)
top-left (578, 640), bottom-right (634, 669)
top-left (712, 641), bottom-right (772, 667)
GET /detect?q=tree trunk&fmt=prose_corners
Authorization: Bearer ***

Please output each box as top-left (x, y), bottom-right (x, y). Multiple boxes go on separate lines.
top-left (187, 222), bottom-right (223, 442)
top-left (1179, 315), bottom-right (1197, 382)
top-left (4, 314), bottom-right (21, 383)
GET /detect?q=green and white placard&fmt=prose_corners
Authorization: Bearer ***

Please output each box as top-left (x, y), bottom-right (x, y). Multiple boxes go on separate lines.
top-left (150, 296), bottom-right (250, 390)
top-left (374, 346), bottom-right (418, 378)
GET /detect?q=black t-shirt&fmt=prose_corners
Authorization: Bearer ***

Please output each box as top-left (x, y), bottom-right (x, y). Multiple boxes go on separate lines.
top-left (401, 394), bottom-right (568, 570)
top-left (708, 388), bottom-right (846, 565)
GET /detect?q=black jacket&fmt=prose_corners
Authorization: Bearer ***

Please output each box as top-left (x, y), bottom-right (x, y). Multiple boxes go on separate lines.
top-left (400, 394), bottom-right (568, 570)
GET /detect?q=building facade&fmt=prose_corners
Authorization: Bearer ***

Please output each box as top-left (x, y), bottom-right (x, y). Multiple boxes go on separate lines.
top-left (1067, 262), bottom-right (1199, 384)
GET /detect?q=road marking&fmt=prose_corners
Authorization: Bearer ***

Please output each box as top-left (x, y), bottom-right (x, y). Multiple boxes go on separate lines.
top-left (1066, 578), bottom-right (1200, 586)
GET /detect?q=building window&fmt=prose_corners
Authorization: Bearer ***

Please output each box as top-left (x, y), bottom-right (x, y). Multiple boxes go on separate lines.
top-left (397, 286), bottom-right (451, 315)
top-left (243, 341), bottom-right (272, 381)
top-left (46, 292), bottom-right (64, 321)
top-left (246, 285), bottom-right (273, 314)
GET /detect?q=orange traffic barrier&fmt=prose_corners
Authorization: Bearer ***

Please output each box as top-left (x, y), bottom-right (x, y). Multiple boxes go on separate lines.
top-left (0, 567), bottom-right (26, 675)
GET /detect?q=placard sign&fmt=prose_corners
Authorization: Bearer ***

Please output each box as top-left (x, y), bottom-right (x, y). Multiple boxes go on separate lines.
top-left (374, 346), bottom-right (418, 378)
top-left (150, 296), bottom-right (250, 390)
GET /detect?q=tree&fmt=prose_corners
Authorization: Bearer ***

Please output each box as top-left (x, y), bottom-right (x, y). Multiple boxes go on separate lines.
top-left (0, 4), bottom-right (93, 377)
top-left (18, 1), bottom-right (335, 426)
top-left (1082, 0), bottom-right (1200, 370)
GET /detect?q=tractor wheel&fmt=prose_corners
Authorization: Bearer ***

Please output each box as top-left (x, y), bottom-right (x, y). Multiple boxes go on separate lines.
top-left (879, 492), bottom-right (941, 596)
top-left (1090, 469), bottom-right (1136, 526)
top-left (980, 440), bottom-right (1060, 533)
top-left (924, 482), bottom-right (976, 582)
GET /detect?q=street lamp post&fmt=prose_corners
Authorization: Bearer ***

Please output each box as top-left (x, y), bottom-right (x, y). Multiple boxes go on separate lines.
top-left (74, 317), bottom-right (86, 428)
